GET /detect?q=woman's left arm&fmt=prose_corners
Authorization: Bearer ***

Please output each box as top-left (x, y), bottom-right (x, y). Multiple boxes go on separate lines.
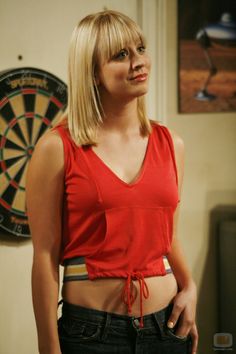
top-left (166, 128), bottom-right (198, 354)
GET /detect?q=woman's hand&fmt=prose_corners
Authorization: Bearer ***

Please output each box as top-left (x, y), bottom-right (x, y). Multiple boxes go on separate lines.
top-left (167, 281), bottom-right (198, 354)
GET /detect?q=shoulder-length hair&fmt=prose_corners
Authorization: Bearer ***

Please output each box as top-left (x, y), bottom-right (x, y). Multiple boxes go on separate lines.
top-left (58, 10), bottom-right (152, 146)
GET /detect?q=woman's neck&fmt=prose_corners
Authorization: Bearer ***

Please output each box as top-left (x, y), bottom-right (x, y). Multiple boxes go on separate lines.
top-left (101, 98), bottom-right (140, 135)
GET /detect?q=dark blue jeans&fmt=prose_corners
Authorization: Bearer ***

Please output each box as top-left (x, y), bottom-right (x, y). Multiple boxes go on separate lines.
top-left (58, 301), bottom-right (192, 354)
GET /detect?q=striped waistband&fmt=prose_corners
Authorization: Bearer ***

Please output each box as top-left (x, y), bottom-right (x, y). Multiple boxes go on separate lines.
top-left (63, 255), bottom-right (172, 282)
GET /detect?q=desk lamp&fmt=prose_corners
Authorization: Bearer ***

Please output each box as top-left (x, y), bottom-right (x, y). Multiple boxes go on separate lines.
top-left (195, 13), bottom-right (236, 101)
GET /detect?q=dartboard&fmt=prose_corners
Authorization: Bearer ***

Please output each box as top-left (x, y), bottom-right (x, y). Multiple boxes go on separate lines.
top-left (0, 67), bottom-right (67, 237)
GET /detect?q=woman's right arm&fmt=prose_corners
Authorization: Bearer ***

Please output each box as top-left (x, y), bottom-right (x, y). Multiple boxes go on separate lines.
top-left (26, 130), bottom-right (64, 354)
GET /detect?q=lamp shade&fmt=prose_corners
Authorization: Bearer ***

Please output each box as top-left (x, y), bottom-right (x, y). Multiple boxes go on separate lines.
top-left (204, 13), bottom-right (236, 45)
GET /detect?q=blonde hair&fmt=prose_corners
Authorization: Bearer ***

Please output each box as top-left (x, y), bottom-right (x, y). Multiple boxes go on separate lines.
top-left (59, 10), bottom-right (152, 146)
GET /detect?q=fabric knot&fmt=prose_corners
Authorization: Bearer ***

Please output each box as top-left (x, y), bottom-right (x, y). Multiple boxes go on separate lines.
top-left (121, 271), bottom-right (149, 328)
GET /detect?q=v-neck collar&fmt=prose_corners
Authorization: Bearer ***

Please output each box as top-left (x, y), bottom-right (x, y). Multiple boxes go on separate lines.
top-left (87, 125), bottom-right (154, 188)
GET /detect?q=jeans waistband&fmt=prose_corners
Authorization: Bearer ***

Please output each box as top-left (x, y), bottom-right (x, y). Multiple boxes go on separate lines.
top-left (59, 300), bottom-right (173, 330)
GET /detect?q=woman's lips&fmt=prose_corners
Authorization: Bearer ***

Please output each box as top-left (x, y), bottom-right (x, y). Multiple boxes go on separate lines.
top-left (129, 73), bottom-right (148, 82)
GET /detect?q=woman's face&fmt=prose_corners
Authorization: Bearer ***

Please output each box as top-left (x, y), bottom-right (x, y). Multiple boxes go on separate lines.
top-left (96, 41), bottom-right (151, 103)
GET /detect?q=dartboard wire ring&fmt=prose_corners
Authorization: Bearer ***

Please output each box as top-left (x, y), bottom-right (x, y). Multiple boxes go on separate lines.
top-left (1, 86), bottom-right (65, 192)
top-left (0, 67), bottom-right (67, 237)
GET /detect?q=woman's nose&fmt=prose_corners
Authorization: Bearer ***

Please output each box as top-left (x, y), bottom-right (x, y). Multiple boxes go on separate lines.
top-left (130, 54), bottom-right (144, 70)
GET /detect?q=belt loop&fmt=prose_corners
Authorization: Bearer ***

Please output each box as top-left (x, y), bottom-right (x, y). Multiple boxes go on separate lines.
top-left (152, 311), bottom-right (165, 337)
top-left (152, 303), bottom-right (173, 337)
top-left (100, 311), bottom-right (111, 341)
top-left (57, 299), bottom-right (63, 308)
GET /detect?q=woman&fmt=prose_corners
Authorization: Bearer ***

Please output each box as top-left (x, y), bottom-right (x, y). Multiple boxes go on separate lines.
top-left (26, 10), bottom-right (198, 354)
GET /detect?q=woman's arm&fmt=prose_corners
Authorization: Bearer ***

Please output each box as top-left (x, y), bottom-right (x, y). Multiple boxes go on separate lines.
top-left (26, 130), bottom-right (64, 354)
top-left (166, 129), bottom-right (198, 354)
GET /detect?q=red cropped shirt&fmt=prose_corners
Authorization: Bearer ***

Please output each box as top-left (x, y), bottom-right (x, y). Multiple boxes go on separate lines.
top-left (54, 120), bottom-right (179, 327)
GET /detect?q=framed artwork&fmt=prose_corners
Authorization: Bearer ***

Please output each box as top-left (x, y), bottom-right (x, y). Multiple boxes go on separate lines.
top-left (178, 0), bottom-right (236, 113)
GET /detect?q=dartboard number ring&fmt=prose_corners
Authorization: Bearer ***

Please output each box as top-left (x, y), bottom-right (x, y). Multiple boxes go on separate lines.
top-left (0, 67), bottom-right (67, 237)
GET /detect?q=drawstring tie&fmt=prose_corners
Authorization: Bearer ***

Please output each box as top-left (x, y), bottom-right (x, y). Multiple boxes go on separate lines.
top-left (121, 272), bottom-right (149, 328)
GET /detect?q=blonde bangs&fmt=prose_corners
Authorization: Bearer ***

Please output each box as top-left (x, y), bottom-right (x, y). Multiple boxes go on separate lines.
top-left (94, 12), bottom-right (146, 64)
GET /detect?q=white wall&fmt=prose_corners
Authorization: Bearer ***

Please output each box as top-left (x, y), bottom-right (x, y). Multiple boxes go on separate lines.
top-left (0, 1), bottom-right (236, 353)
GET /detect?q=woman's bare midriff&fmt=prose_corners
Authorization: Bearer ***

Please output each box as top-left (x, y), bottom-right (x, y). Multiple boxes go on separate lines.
top-left (61, 273), bottom-right (178, 317)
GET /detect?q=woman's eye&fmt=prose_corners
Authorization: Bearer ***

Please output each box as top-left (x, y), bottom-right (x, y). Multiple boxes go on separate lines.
top-left (114, 49), bottom-right (128, 60)
top-left (137, 46), bottom-right (146, 53)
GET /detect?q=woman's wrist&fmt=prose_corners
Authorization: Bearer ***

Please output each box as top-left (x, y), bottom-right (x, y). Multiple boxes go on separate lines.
top-left (39, 348), bottom-right (61, 354)
top-left (38, 340), bottom-right (61, 354)
top-left (177, 278), bottom-right (197, 293)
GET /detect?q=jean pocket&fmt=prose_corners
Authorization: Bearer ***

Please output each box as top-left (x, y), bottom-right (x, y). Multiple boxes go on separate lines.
top-left (165, 328), bottom-right (190, 343)
top-left (58, 316), bottom-right (102, 342)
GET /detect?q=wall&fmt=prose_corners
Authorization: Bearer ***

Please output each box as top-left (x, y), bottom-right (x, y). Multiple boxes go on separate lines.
top-left (163, 1), bottom-right (236, 353)
top-left (0, 1), bottom-right (236, 353)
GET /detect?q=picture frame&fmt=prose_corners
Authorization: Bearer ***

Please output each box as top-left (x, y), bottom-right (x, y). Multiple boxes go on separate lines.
top-left (178, 0), bottom-right (236, 113)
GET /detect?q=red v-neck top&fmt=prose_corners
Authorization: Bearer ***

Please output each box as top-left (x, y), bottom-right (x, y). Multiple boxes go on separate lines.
top-left (53, 121), bottom-right (179, 327)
